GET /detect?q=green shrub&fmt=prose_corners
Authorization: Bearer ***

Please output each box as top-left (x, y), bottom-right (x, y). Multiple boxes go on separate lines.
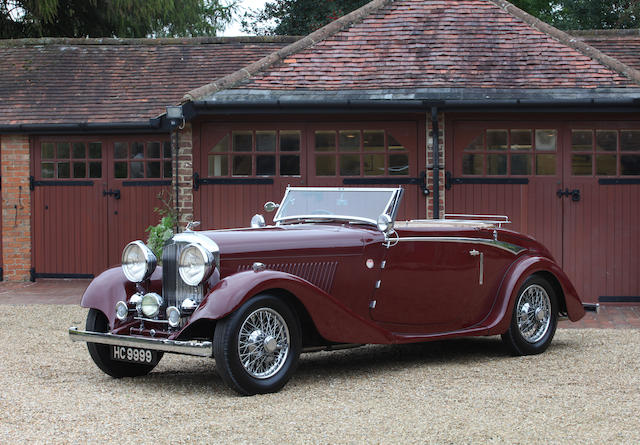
top-left (146, 215), bottom-right (175, 262)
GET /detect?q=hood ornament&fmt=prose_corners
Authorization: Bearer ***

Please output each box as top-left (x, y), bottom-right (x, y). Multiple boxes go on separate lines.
top-left (186, 221), bottom-right (201, 232)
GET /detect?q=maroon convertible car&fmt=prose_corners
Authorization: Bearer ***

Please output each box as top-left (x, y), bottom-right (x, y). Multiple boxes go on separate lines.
top-left (70, 187), bottom-right (596, 395)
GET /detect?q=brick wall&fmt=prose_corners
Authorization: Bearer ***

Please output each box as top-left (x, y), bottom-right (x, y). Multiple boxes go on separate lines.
top-left (176, 123), bottom-right (194, 228)
top-left (426, 111), bottom-right (445, 218)
top-left (1, 134), bottom-right (31, 281)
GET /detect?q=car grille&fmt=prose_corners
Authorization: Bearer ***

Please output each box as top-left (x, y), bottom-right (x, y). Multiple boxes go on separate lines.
top-left (162, 241), bottom-right (203, 310)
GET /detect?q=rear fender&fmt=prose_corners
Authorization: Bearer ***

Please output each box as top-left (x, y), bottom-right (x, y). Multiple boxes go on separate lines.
top-left (486, 255), bottom-right (585, 335)
top-left (188, 270), bottom-right (394, 344)
top-left (80, 267), bottom-right (162, 329)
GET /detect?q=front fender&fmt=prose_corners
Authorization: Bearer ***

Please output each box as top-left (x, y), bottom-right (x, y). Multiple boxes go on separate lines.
top-left (486, 255), bottom-right (585, 335)
top-left (188, 270), bottom-right (394, 344)
top-left (80, 267), bottom-right (162, 329)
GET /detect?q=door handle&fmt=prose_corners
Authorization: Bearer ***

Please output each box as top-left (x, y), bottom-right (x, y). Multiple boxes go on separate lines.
top-left (556, 188), bottom-right (580, 202)
top-left (103, 189), bottom-right (121, 200)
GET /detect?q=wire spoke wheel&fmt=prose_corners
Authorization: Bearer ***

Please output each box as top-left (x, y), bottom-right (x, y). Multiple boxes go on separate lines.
top-left (516, 284), bottom-right (552, 344)
top-left (237, 307), bottom-right (290, 379)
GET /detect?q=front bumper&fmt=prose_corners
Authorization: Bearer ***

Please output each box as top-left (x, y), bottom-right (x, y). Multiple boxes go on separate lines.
top-left (68, 327), bottom-right (213, 357)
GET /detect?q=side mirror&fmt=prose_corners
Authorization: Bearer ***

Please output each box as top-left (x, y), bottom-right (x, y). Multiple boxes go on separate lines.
top-left (250, 214), bottom-right (266, 228)
top-left (264, 201), bottom-right (280, 213)
top-left (377, 213), bottom-right (393, 233)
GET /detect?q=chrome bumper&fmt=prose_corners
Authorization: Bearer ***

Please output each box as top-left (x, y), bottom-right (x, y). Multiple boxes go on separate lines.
top-left (583, 303), bottom-right (600, 314)
top-left (68, 327), bottom-right (213, 357)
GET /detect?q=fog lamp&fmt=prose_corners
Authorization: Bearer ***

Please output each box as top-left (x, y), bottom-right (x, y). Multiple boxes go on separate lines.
top-left (166, 306), bottom-right (181, 328)
top-left (141, 292), bottom-right (163, 318)
top-left (181, 298), bottom-right (198, 314)
top-left (115, 301), bottom-right (129, 321)
top-left (129, 292), bottom-right (143, 315)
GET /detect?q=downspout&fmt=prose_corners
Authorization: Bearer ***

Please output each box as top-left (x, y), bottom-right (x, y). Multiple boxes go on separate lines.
top-left (169, 121), bottom-right (180, 232)
top-left (431, 106), bottom-right (440, 219)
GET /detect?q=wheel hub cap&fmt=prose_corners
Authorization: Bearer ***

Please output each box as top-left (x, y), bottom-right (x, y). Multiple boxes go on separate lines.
top-left (237, 307), bottom-right (290, 379)
top-left (516, 284), bottom-right (552, 344)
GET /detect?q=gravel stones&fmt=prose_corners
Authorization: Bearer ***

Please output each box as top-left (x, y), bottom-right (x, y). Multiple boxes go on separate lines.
top-left (1, 305), bottom-right (638, 443)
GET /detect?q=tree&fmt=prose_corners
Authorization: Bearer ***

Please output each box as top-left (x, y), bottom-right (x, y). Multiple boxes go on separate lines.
top-left (0, 0), bottom-right (236, 38)
top-left (242, 0), bottom-right (639, 36)
top-left (242, 0), bottom-right (369, 35)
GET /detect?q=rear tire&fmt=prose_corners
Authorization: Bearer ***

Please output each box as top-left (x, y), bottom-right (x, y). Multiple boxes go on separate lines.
top-left (502, 275), bottom-right (558, 356)
top-left (86, 308), bottom-right (162, 378)
top-left (214, 294), bottom-right (301, 395)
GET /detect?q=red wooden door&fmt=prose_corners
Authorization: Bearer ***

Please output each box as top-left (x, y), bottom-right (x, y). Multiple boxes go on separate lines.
top-left (31, 135), bottom-right (171, 277)
top-left (446, 119), bottom-right (564, 264)
top-left (561, 123), bottom-right (640, 302)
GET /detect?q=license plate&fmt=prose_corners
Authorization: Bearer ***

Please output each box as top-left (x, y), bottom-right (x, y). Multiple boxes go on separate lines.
top-left (111, 345), bottom-right (158, 365)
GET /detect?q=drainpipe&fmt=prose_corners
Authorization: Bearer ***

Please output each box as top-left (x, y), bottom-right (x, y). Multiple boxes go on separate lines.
top-left (431, 106), bottom-right (440, 219)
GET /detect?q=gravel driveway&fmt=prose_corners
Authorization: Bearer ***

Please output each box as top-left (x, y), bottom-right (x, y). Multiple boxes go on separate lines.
top-left (1, 305), bottom-right (638, 444)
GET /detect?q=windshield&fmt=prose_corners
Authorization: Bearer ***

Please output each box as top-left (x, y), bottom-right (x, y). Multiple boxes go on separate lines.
top-left (274, 187), bottom-right (403, 225)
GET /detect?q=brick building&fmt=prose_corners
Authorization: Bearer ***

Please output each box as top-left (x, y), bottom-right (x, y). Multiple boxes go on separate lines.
top-left (1, 0), bottom-right (639, 303)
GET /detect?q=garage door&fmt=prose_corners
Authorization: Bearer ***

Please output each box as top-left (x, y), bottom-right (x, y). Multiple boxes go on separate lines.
top-left (446, 117), bottom-right (640, 303)
top-left (31, 135), bottom-right (172, 278)
top-left (194, 119), bottom-right (427, 229)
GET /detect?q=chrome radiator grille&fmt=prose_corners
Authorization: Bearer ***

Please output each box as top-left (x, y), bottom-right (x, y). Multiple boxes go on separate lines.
top-left (162, 241), bottom-right (203, 309)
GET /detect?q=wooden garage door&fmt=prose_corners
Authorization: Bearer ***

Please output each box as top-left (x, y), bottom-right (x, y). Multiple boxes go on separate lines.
top-left (31, 136), bottom-right (171, 278)
top-left (446, 117), bottom-right (640, 303)
top-left (194, 120), bottom-right (426, 229)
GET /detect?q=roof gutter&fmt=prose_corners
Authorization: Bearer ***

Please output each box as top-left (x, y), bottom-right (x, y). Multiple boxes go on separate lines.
top-left (0, 118), bottom-right (167, 135)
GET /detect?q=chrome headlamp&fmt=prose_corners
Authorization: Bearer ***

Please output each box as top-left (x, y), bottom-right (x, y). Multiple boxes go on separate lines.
top-left (121, 241), bottom-right (157, 283)
top-left (178, 243), bottom-right (215, 286)
top-left (141, 292), bottom-right (163, 318)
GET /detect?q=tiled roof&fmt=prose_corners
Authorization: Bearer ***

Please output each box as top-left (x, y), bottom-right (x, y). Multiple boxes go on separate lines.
top-left (572, 30), bottom-right (640, 71)
top-left (0, 37), bottom-right (296, 126)
top-left (190, 0), bottom-right (640, 100)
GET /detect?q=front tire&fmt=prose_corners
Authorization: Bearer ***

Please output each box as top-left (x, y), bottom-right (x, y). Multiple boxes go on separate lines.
top-left (502, 275), bottom-right (558, 356)
top-left (86, 308), bottom-right (162, 378)
top-left (214, 294), bottom-right (301, 395)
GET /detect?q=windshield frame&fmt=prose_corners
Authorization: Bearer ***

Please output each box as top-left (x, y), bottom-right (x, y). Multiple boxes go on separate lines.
top-left (273, 187), bottom-right (404, 226)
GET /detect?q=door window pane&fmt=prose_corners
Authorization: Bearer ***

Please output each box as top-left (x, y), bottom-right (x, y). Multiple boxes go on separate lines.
top-left (536, 154), bottom-right (556, 175)
top-left (316, 155), bottom-right (336, 175)
top-left (596, 130), bottom-right (617, 151)
top-left (41, 163), bottom-right (54, 178)
top-left (232, 155), bottom-right (251, 175)
top-left (280, 155), bottom-right (300, 175)
top-left (163, 141), bottom-right (172, 157)
top-left (363, 130), bottom-right (384, 151)
top-left (535, 130), bottom-right (557, 151)
top-left (462, 154), bottom-right (483, 175)
top-left (210, 135), bottom-right (228, 153)
top-left (89, 142), bottom-right (102, 159)
top-left (280, 131), bottom-right (300, 151)
top-left (114, 142), bottom-right (127, 159)
top-left (510, 130), bottom-right (531, 150)
top-left (232, 131), bottom-right (253, 152)
top-left (364, 154), bottom-right (385, 176)
top-left (511, 154), bottom-right (531, 175)
top-left (596, 155), bottom-right (616, 176)
top-left (389, 153), bottom-right (409, 176)
top-left (340, 154), bottom-right (360, 175)
top-left (89, 162), bottom-right (102, 178)
top-left (256, 131), bottom-right (276, 152)
top-left (572, 130), bottom-right (592, 151)
top-left (72, 143), bottom-right (86, 159)
top-left (146, 162), bottom-right (161, 178)
top-left (73, 162), bottom-right (86, 178)
top-left (131, 142), bottom-right (144, 158)
top-left (388, 135), bottom-right (405, 150)
top-left (621, 155), bottom-right (640, 175)
top-left (256, 155), bottom-right (276, 175)
top-left (621, 131), bottom-right (640, 151)
top-left (57, 162), bottom-right (70, 178)
top-left (147, 142), bottom-right (161, 158)
top-left (114, 162), bottom-right (127, 178)
top-left (42, 143), bottom-right (55, 159)
top-left (487, 154), bottom-right (507, 175)
top-left (487, 130), bottom-right (507, 150)
top-left (57, 143), bottom-right (70, 159)
top-left (572, 154), bottom-right (592, 175)
top-left (208, 155), bottom-right (228, 176)
top-left (164, 161), bottom-right (172, 178)
top-left (315, 131), bottom-right (336, 151)
top-left (339, 130), bottom-right (360, 152)
top-left (130, 162), bottom-right (144, 178)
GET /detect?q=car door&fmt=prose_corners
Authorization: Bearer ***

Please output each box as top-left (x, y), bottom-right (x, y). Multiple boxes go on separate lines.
top-left (370, 229), bottom-right (512, 333)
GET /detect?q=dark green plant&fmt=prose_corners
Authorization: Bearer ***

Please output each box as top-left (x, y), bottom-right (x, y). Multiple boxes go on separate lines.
top-left (145, 189), bottom-right (176, 262)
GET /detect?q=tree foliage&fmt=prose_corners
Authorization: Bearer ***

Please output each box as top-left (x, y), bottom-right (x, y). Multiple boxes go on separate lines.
top-left (0, 0), bottom-right (236, 38)
top-left (243, 0), bottom-right (640, 36)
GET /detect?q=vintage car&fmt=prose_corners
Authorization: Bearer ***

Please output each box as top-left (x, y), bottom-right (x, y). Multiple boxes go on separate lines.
top-left (69, 187), bottom-right (596, 395)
